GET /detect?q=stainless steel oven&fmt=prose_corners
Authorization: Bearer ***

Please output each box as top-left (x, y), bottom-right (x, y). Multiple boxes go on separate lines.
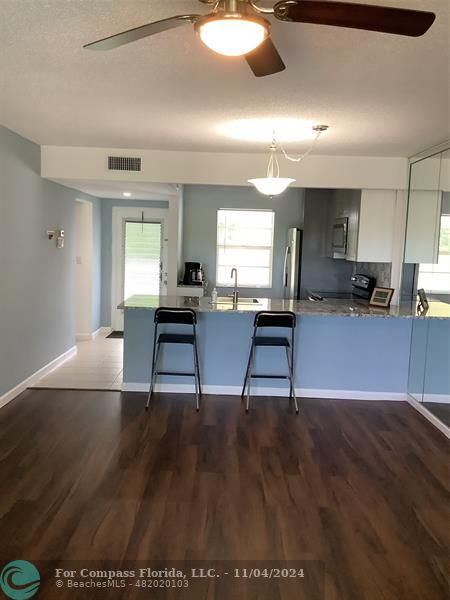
top-left (332, 217), bottom-right (348, 257)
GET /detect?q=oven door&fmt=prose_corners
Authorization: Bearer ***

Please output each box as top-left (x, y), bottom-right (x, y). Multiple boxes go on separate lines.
top-left (332, 218), bottom-right (348, 256)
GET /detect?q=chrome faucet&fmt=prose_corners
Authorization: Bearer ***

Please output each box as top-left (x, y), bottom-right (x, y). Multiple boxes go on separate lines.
top-left (231, 268), bottom-right (238, 304)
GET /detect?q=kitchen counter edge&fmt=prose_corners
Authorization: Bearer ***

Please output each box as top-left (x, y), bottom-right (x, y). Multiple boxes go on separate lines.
top-left (118, 296), bottom-right (450, 320)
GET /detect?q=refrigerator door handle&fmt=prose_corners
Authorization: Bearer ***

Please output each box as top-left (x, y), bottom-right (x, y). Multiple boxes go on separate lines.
top-left (283, 245), bottom-right (290, 287)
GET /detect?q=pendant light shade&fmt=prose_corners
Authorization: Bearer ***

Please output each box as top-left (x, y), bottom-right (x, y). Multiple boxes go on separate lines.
top-left (248, 177), bottom-right (295, 196)
top-left (249, 141), bottom-right (295, 196)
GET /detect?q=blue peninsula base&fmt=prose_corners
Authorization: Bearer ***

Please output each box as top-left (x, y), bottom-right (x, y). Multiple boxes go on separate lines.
top-left (123, 310), bottom-right (413, 400)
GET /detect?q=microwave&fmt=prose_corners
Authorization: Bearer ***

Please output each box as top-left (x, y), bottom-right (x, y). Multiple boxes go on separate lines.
top-left (332, 217), bottom-right (348, 257)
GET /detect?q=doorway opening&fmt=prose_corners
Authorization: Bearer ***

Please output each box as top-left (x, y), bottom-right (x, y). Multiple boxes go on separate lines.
top-left (112, 207), bottom-right (169, 332)
top-left (124, 221), bottom-right (162, 300)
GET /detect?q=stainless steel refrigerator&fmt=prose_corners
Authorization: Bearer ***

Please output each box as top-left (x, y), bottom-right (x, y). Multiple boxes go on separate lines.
top-left (283, 228), bottom-right (303, 299)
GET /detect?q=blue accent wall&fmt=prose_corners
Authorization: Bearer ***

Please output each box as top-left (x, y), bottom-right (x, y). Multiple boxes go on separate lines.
top-left (124, 310), bottom-right (413, 394)
top-left (408, 318), bottom-right (450, 399)
top-left (182, 185), bottom-right (304, 298)
top-left (407, 318), bottom-right (428, 398)
top-left (424, 319), bottom-right (450, 395)
top-left (0, 125), bottom-right (100, 397)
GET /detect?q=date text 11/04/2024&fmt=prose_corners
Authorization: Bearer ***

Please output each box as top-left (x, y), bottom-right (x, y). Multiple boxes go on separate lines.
top-left (191, 568), bottom-right (306, 578)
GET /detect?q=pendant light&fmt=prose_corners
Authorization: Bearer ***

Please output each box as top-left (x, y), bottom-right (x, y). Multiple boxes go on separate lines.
top-left (248, 140), bottom-right (295, 196)
top-left (249, 125), bottom-right (329, 196)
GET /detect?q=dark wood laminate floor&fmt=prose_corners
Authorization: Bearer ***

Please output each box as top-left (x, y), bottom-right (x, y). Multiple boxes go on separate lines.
top-left (0, 389), bottom-right (448, 600)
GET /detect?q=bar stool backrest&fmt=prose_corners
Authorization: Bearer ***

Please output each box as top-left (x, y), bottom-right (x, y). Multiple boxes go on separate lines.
top-left (154, 307), bottom-right (197, 325)
top-left (254, 311), bottom-right (296, 329)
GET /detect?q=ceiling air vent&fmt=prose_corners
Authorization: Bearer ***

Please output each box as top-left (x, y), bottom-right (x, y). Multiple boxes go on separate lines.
top-left (108, 156), bottom-right (142, 172)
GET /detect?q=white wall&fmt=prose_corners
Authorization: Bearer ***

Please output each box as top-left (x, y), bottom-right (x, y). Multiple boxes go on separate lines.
top-left (41, 145), bottom-right (409, 190)
top-left (75, 201), bottom-right (93, 338)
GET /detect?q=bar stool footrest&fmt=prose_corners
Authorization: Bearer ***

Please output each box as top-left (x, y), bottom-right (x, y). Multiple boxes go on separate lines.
top-left (157, 371), bottom-right (196, 377)
top-left (250, 374), bottom-right (289, 379)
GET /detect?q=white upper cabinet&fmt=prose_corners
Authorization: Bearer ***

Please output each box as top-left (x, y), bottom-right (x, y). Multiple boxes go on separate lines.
top-left (330, 189), bottom-right (397, 263)
top-left (356, 189), bottom-right (397, 263)
top-left (404, 154), bottom-right (442, 264)
top-left (404, 191), bottom-right (441, 264)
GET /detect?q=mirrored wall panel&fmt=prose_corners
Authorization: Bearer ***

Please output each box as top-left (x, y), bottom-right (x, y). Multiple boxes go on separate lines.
top-left (404, 146), bottom-right (450, 428)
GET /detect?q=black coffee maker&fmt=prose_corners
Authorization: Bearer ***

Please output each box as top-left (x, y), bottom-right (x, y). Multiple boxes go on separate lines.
top-left (183, 262), bottom-right (204, 286)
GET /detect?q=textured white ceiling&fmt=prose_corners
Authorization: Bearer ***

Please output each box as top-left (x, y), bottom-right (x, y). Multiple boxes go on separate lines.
top-left (0, 0), bottom-right (448, 156)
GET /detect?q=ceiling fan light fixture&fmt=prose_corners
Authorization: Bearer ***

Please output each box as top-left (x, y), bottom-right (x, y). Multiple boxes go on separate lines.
top-left (195, 14), bottom-right (269, 57)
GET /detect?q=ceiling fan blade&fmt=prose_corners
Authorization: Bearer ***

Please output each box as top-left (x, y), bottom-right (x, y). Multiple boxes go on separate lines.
top-left (274, 1), bottom-right (435, 37)
top-left (245, 38), bottom-right (286, 77)
top-left (84, 15), bottom-right (199, 50)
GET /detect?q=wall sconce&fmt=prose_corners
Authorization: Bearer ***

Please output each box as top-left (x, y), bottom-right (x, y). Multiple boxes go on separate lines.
top-left (47, 229), bottom-right (65, 248)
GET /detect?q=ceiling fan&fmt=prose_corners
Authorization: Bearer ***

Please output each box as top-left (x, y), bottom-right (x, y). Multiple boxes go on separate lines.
top-left (84, 0), bottom-right (436, 77)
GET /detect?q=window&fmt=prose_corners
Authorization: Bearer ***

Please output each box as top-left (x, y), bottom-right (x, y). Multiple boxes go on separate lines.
top-left (418, 214), bottom-right (450, 293)
top-left (216, 209), bottom-right (275, 287)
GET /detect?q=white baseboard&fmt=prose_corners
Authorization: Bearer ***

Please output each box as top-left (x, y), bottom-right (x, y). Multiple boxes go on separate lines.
top-left (76, 333), bottom-right (93, 342)
top-left (97, 327), bottom-right (113, 338)
top-left (76, 327), bottom-right (112, 342)
top-left (407, 395), bottom-right (450, 438)
top-left (121, 382), bottom-right (407, 402)
top-left (422, 394), bottom-right (450, 405)
top-left (0, 346), bottom-right (77, 410)
top-left (297, 389), bottom-right (406, 401)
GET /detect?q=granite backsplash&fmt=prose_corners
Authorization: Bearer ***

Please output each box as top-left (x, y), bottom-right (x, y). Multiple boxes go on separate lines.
top-left (353, 262), bottom-right (392, 288)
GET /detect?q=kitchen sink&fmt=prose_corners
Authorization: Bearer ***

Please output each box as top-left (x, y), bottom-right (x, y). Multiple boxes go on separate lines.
top-left (211, 297), bottom-right (261, 305)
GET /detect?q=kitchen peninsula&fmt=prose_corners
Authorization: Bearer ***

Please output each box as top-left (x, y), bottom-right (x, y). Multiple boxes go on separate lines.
top-left (120, 295), bottom-right (450, 401)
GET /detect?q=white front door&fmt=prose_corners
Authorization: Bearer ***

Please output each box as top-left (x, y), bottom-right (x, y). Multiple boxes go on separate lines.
top-left (112, 207), bottom-right (169, 331)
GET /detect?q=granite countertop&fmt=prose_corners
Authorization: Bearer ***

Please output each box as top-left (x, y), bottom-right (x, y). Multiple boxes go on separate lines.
top-left (118, 295), bottom-right (450, 320)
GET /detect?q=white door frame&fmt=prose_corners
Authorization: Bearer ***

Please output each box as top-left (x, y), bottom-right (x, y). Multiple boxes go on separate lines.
top-left (75, 199), bottom-right (94, 340)
top-left (111, 206), bottom-right (169, 331)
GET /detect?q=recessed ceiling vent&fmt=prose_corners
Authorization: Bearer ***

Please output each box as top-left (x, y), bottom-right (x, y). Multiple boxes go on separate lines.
top-left (108, 156), bottom-right (142, 172)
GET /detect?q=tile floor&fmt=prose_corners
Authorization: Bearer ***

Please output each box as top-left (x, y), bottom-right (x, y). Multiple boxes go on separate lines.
top-left (33, 332), bottom-right (123, 390)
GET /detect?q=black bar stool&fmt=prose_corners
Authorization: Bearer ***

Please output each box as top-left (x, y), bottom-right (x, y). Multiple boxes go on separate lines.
top-left (146, 307), bottom-right (202, 411)
top-left (241, 311), bottom-right (298, 414)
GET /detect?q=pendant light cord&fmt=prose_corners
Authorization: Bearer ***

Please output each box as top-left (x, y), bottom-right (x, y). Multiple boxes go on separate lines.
top-left (252, 125), bottom-right (329, 196)
top-left (279, 127), bottom-right (325, 163)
